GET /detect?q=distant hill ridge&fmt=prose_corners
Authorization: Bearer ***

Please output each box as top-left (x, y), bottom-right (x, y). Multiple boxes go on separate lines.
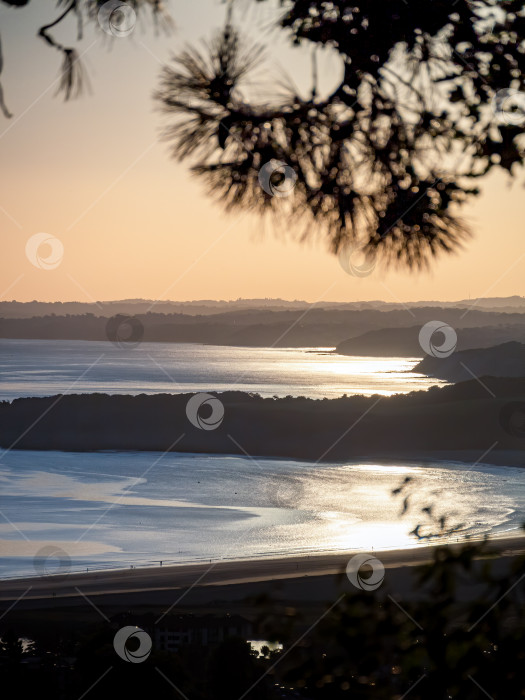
top-left (415, 341), bottom-right (525, 382)
top-left (336, 325), bottom-right (525, 357)
top-left (1, 296), bottom-right (525, 318)
top-left (1, 307), bottom-right (525, 348)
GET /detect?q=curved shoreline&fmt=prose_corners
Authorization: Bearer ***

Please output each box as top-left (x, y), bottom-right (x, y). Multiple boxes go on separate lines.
top-left (2, 527), bottom-right (524, 585)
top-left (1, 536), bottom-right (524, 608)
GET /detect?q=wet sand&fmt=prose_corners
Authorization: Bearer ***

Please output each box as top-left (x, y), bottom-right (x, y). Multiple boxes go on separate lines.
top-left (1, 536), bottom-right (524, 610)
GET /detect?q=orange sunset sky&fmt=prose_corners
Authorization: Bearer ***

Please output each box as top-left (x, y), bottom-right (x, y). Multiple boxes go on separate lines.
top-left (1, 0), bottom-right (524, 304)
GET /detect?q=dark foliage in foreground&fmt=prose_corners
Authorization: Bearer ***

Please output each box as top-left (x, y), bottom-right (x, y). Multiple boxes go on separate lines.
top-left (156, 0), bottom-right (525, 268)
top-left (3, 1), bottom-right (524, 269)
top-left (1, 536), bottom-right (525, 699)
top-left (269, 543), bottom-right (525, 699)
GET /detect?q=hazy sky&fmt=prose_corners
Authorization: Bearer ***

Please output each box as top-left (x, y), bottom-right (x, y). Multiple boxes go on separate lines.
top-left (1, 0), bottom-right (524, 304)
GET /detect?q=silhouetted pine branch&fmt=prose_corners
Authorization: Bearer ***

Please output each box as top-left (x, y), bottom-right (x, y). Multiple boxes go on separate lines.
top-left (155, 0), bottom-right (525, 269)
top-left (0, 0), bottom-right (173, 105)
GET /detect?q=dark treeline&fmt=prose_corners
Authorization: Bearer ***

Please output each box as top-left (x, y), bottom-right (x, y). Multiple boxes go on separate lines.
top-left (1, 307), bottom-right (525, 349)
top-left (0, 381), bottom-right (524, 463)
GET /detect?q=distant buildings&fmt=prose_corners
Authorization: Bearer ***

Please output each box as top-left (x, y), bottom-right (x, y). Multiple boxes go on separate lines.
top-left (153, 614), bottom-right (253, 652)
top-left (109, 612), bottom-right (255, 652)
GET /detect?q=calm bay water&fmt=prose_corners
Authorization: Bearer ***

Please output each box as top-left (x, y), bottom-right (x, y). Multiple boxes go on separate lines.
top-left (0, 339), bottom-right (521, 580)
top-left (0, 450), bottom-right (523, 578)
top-left (0, 338), bottom-right (446, 401)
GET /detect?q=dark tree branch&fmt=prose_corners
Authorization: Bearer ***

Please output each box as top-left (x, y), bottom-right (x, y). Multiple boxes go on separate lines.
top-left (155, 0), bottom-right (525, 269)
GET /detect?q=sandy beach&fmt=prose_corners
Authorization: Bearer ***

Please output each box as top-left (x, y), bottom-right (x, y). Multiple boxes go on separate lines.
top-left (1, 535), bottom-right (524, 612)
